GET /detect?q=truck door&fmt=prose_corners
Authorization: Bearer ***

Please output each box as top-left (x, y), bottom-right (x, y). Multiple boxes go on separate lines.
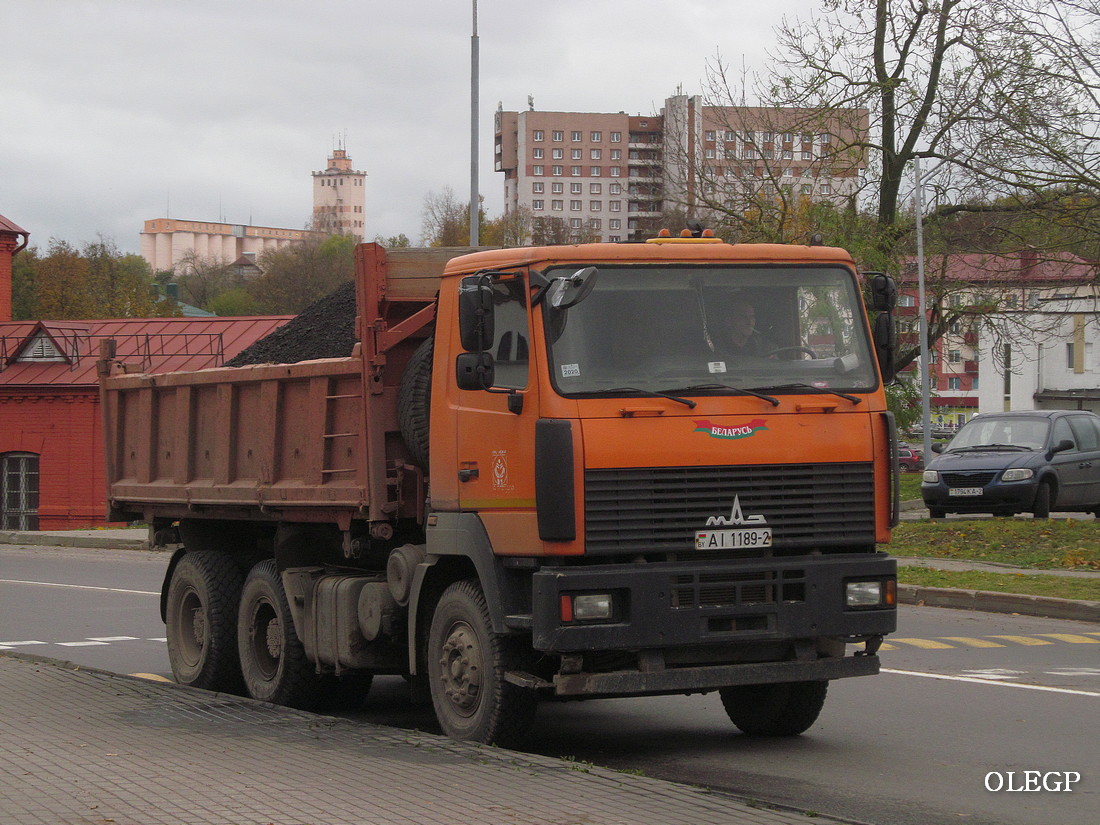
top-left (454, 275), bottom-right (541, 539)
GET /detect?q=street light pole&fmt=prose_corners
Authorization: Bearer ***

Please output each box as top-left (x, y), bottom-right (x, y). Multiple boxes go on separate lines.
top-left (469, 0), bottom-right (480, 247)
top-left (914, 157), bottom-right (932, 459)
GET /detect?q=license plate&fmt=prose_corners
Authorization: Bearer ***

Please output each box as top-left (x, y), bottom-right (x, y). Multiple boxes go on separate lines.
top-left (949, 487), bottom-right (983, 497)
top-left (695, 528), bottom-right (773, 550)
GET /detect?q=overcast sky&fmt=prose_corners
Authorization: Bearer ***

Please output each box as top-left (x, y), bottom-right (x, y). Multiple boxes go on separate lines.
top-left (3, 0), bottom-right (805, 255)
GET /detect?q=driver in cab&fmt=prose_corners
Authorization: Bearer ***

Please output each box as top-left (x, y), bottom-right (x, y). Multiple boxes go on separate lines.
top-left (711, 301), bottom-right (775, 357)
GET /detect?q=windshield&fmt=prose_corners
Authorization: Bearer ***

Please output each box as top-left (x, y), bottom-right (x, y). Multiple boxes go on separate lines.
top-left (543, 264), bottom-right (878, 396)
top-left (948, 417), bottom-right (1049, 451)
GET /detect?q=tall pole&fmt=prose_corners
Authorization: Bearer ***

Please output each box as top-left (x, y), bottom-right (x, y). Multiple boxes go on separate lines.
top-left (469, 0), bottom-right (480, 247)
top-left (914, 157), bottom-right (932, 460)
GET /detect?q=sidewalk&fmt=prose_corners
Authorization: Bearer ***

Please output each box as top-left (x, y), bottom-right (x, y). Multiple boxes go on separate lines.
top-left (0, 652), bottom-right (858, 825)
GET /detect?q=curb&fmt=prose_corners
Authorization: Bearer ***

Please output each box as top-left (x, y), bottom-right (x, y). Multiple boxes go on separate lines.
top-left (898, 583), bottom-right (1100, 623)
top-left (0, 531), bottom-right (149, 551)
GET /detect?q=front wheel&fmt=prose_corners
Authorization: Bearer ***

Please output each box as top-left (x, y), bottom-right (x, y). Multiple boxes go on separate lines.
top-left (165, 551), bottom-right (244, 693)
top-left (237, 559), bottom-right (316, 709)
top-left (427, 579), bottom-right (537, 746)
top-left (1033, 481), bottom-right (1053, 519)
top-left (719, 680), bottom-right (828, 736)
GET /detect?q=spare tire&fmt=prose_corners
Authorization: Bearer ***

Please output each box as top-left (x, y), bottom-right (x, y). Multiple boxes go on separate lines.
top-left (398, 337), bottom-right (433, 469)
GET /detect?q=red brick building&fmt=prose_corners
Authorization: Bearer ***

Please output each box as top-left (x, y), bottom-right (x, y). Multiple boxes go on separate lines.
top-left (0, 316), bottom-right (291, 529)
top-left (0, 214), bottom-right (30, 323)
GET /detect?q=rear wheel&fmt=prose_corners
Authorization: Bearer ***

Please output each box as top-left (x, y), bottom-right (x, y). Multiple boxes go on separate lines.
top-left (1033, 481), bottom-right (1053, 519)
top-left (165, 551), bottom-right (244, 693)
top-left (427, 579), bottom-right (537, 746)
top-left (719, 680), bottom-right (828, 736)
top-left (238, 559), bottom-right (316, 709)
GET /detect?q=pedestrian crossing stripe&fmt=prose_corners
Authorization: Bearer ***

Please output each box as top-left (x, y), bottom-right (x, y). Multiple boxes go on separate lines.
top-left (860, 633), bottom-right (1100, 651)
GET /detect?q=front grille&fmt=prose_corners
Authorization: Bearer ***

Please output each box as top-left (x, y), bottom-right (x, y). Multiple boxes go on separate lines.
top-left (585, 462), bottom-right (875, 554)
top-left (942, 471), bottom-right (997, 487)
top-left (671, 569), bottom-right (807, 609)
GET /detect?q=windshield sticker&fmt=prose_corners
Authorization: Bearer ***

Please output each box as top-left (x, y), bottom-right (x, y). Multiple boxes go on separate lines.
top-left (693, 418), bottom-right (768, 440)
top-left (561, 363), bottom-right (581, 379)
top-left (707, 361), bottom-right (728, 374)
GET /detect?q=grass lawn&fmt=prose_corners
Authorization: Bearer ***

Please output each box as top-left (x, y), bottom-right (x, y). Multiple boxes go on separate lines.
top-left (899, 568), bottom-right (1100, 602)
top-left (891, 518), bottom-right (1100, 570)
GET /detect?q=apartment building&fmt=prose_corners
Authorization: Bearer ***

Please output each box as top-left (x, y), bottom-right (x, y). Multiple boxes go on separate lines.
top-left (495, 94), bottom-right (867, 243)
top-left (311, 147), bottom-right (367, 238)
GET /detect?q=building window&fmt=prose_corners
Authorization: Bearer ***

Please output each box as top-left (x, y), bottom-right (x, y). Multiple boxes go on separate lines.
top-left (589, 218), bottom-right (602, 230)
top-left (609, 219), bottom-right (621, 230)
top-left (551, 200), bottom-right (563, 211)
top-left (571, 130), bottom-right (582, 142)
top-left (571, 166), bottom-right (581, 176)
top-left (610, 167), bottom-right (621, 177)
top-left (570, 200), bottom-right (582, 211)
top-left (590, 201), bottom-right (602, 211)
top-left (783, 149), bottom-right (793, 159)
top-left (591, 131), bottom-right (602, 142)
top-left (533, 165), bottom-right (544, 175)
top-left (705, 148), bottom-right (715, 158)
top-left (590, 166), bottom-right (601, 176)
top-left (802, 150), bottom-right (813, 160)
top-left (898, 294), bottom-right (916, 307)
top-left (571, 148), bottom-right (582, 160)
top-left (609, 183), bottom-right (621, 194)
top-left (552, 130), bottom-right (563, 141)
top-left (1067, 342), bottom-right (1076, 369)
top-left (590, 149), bottom-right (602, 160)
top-left (590, 183), bottom-right (602, 194)
top-left (949, 349), bottom-right (961, 363)
top-left (552, 148), bottom-right (563, 159)
top-left (948, 377), bottom-right (961, 391)
top-left (783, 132), bottom-right (794, 143)
top-left (609, 235), bottom-right (621, 242)
top-left (532, 199), bottom-right (544, 210)
top-left (820, 183), bottom-right (832, 194)
top-left (533, 130), bottom-right (544, 141)
top-left (742, 147), bottom-right (756, 159)
top-left (800, 184), bottom-right (812, 194)
top-left (819, 133), bottom-right (832, 145)
top-left (533, 148), bottom-right (544, 159)
top-left (570, 218), bottom-right (582, 228)
top-left (551, 182), bottom-right (563, 193)
top-left (610, 149), bottom-right (621, 160)
top-left (533, 182), bottom-right (544, 193)
top-left (609, 201), bottom-right (621, 212)
top-left (704, 130), bottom-right (715, 141)
top-left (1, 452), bottom-right (39, 531)
top-left (552, 165), bottom-right (563, 176)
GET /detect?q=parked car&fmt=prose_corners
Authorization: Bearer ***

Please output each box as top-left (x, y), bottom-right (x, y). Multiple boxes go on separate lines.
top-left (921, 410), bottom-right (1100, 518)
top-left (897, 446), bottom-right (924, 471)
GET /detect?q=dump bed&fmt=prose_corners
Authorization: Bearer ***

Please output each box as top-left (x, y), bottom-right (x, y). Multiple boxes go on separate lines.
top-left (100, 245), bottom-right (485, 526)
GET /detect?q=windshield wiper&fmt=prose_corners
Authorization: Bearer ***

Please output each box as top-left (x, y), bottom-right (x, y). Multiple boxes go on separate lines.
top-left (951, 443), bottom-right (1033, 452)
top-left (605, 387), bottom-right (697, 408)
top-left (666, 383), bottom-right (780, 407)
top-left (750, 382), bottom-right (862, 405)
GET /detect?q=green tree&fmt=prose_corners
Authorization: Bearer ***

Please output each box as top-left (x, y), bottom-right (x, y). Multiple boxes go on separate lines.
top-left (207, 287), bottom-right (259, 316)
top-left (373, 233), bottom-right (411, 248)
top-left (83, 237), bottom-right (160, 318)
top-left (482, 207), bottom-right (532, 247)
top-left (10, 246), bottom-right (39, 320)
top-left (248, 233), bottom-right (356, 314)
top-left (175, 250), bottom-right (235, 310)
top-left (35, 239), bottom-right (95, 319)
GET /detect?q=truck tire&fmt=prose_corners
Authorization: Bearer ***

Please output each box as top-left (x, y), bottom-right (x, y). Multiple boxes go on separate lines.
top-left (165, 550), bottom-right (244, 693)
top-left (427, 578), bottom-right (537, 746)
top-left (719, 680), bottom-right (828, 736)
top-left (398, 337), bottom-right (433, 469)
top-left (238, 559), bottom-right (316, 709)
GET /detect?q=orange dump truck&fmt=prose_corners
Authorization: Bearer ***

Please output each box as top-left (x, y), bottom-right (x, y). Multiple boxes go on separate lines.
top-left (100, 236), bottom-right (899, 745)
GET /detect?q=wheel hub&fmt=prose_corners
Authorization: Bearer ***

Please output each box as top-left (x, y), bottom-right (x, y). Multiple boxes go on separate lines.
top-left (438, 623), bottom-right (481, 715)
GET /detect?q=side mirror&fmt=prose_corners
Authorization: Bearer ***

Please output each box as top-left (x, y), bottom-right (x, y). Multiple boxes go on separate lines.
top-left (455, 351), bottom-right (495, 391)
top-left (1047, 438), bottom-right (1075, 459)
top-left (873, 311), bottom-right (897, 383)
top-left (544, 266), bottom-right (598, 310)
top-left (932, 443), bottom-right (945, 454)
top-left (458, 276), bottom-right (495, 352)
top-left (868, 272), bottom-right (897, 312)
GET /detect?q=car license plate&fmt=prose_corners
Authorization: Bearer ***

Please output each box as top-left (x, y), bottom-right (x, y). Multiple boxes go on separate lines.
top-left (695, 528), bottom-right (772, 550)
top-left (949, 487), bottom-right (983, 497)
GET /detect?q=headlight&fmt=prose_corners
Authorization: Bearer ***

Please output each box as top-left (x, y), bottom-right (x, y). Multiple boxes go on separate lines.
top-left (560, 593), bottom-right (615, 622)
top-left (922, 470), bottom-right (939, 483)
top-left (846, 579), bottom-right (897, 609)
top-left (1001, 468), bottom-right (1034, 482)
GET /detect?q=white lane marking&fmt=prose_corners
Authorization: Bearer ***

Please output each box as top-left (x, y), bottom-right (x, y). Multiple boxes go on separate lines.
top-left (147, 637), bottom-right (167, 643)
top-left (88, 636), bottom-right (138, 642)
top-left (0, 640), bottom-right (47, 646)
top-left (0, 578), bottom-right (158, 596)
top-left (55, 641), bottom-right (110, 647)
top-left (883, 668), bottom-right (1100, 697)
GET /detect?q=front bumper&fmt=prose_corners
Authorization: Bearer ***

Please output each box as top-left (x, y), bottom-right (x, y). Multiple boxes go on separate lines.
top-left (531, 553), bottom-right (896, 652)
top-left (922, 480), bottom-right (1039, 512)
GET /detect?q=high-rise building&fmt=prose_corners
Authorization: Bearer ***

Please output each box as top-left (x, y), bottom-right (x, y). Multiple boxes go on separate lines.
top-left (312, 148), bottom-right (367, 239)
top-left (495, 93), bottom-right (867, 243)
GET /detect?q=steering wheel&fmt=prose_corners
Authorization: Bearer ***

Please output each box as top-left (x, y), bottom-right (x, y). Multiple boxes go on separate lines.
top-left (765, 345), bottom-right (819, 360)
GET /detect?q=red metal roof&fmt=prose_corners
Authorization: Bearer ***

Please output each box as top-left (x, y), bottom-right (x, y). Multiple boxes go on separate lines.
top-left (899, 252), bottom-right (1098, 285)
top-left (0, 214), bottom-right (29, 236)
top-left (0, 316), bottom-right (293, 387)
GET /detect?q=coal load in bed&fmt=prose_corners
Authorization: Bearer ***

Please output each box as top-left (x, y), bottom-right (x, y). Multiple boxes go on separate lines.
top-left (226, 281), bottom-right (358, 366)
